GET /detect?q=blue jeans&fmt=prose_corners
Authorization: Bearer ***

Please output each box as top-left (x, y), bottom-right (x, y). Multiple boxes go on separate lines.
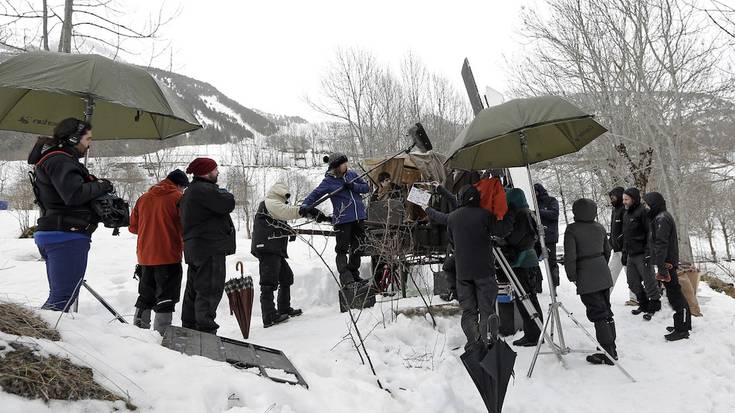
top-left (39, 238), bottom-right (91, 311)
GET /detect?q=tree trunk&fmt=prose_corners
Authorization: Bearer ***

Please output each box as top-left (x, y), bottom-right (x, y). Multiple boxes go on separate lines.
top-left (553, 165), bottom-right (569, 226)
top-left (42, 0), bottom-right (50, 51)
top-left (720, 219), bottom-right (732, 261)
top-left (58, 0), bottom-right (73, 53)
top-left (706, 221), bottom-right (717, 262)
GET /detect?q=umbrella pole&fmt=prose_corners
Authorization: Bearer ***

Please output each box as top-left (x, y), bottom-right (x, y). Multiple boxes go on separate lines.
top-left (83, 96), bottom-right (94, 166)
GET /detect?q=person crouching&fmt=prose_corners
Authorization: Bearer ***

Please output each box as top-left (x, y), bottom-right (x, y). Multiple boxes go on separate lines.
top-left (447, 185), bottom-right (512, 350)
top-left (563, 198), bottom-right (618, 365)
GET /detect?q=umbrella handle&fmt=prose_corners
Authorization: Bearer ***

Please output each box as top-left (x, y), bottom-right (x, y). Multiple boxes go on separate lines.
top-left (236, 261), bottom-right (244, 277)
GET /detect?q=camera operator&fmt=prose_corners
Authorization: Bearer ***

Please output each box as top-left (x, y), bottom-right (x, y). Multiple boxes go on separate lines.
top-left (27, 118), bottom-right (114, 311)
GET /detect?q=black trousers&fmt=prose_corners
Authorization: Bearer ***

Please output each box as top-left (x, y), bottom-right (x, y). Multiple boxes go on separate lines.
top-left (335, 220), bottom-right (365, 284)
top-left (181, 254), bottom-right (226, 334)
top-left (258, 253), bottom-right (295, 319)
top-left (457, 276), bottom-right (498, 349)
top-left (663, 268), bottom-right (692, 331)
top-left (135, 263), bottom-right (183, 313)
top-left (580, 289), bottom-right (614, 322)
top-left (547, 243), bottom-right (560, 287)
top-left (514, 267), bottom-right (542, 339)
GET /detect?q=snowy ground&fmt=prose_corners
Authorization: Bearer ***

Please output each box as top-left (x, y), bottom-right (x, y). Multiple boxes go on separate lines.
top-left (2, 211), bottom-right (735, 413)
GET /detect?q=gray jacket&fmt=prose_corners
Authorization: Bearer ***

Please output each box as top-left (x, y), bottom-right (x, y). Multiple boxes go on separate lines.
top-left (563, 198), bottom-right (613, 295)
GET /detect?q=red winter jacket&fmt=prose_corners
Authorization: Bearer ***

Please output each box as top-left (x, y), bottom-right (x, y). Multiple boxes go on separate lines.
top-left (474, 178), bottom-right (508, 220)
top-left (129, 179), bottom-right (184, 265)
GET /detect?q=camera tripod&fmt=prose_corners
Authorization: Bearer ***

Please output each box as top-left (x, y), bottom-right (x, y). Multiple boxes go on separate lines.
top-left (492, 247), bottom-right (635, 382)
top-left (69, 280), bottom-right (127, 324)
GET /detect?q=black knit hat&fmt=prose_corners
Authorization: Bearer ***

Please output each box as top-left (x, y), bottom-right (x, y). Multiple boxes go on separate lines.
top-left (323, 152), bottom-right (348, 170)
top-left (167, 169), bottom-right (190, 187)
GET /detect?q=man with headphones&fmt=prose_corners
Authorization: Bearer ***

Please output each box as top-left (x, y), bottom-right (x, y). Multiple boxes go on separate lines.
top-left (28, 117), bottom-right (115, 311)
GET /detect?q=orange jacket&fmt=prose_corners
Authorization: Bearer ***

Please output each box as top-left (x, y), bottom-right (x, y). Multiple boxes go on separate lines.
top-left (474, 178), bottom-right (508, 220)
top-left (129, 179), bottom-right (184, 265)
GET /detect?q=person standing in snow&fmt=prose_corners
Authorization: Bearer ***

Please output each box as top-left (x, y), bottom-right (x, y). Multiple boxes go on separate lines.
top-left (608, 187), bottom-right (638, 306)
top-left (179, 158), bottom-right (235, 334)
top-left (447, 185), bottom-right (512, 350)
top-left (563, 198), bottom-right (618, 365)
top-left (301, 153), bottom-right (370, 287)
top-left (621, 187), bottom-right (662, 320)
top-left (503, 188), bottom-right (543, 347)
top-left (424, 182), bottom-right (459, 302)
top-left (27, 118), bottom-right (114, 311)
top-left (252, 182), bottom-right (330, 328)
top-left (643, 192), bottom-right (691, 341)
top-left (534, 183), bottom-right (560, 288)
top-left (129, 169), bottom-right (189, 335)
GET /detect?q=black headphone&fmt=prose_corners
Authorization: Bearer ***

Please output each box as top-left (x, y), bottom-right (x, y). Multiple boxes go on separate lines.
top-left (66, 120), bottom-right (88, 145)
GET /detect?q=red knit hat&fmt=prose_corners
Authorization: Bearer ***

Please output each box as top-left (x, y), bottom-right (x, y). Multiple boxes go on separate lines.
top-left (186, 157), bottom-right (218, 176)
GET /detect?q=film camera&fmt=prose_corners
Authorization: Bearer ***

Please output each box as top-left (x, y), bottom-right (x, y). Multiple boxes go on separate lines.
top-left (91, 193), bottom-right (130, 228)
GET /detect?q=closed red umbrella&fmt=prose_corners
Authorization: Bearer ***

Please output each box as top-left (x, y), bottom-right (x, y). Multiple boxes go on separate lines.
top-left (225, 262), bottom-right (254, 339)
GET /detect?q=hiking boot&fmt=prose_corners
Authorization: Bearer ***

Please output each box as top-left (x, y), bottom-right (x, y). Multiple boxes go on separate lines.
top-left (263, 313), bottom-right (289, 328)
top-left (153, 312), bottom-right (173, 335)
top-left (631, 306), bottom-right (646, 315)
top-left (512, 335), bottom-right (540, 347)
top-left (134, 308), bottom-right (151, 329)
top-left (643, 312), bottom-right (655, 321)
top-left (666, 326), bottom-right (675, 332)
top-left (665, 330), bottom-right (690, 341)
top-left (281, 307), bottom-right (303, 317)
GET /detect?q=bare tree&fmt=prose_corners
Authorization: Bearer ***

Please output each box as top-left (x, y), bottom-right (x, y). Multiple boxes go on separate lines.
top-left (7, 164), bottom-right (36, 237)
top-left (510, 0), bottom-right (735, 262)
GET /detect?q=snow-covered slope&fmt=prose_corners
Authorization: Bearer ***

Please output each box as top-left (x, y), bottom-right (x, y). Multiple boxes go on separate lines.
top-left (1, 211), bottom-right (735, 413)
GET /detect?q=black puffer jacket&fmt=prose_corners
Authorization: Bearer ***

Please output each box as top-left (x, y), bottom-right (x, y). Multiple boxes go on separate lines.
top-left (563, 198), bottom-right (613, 295)
top-left (622, 188), bottom-right (649, 255)
top-left (180, 177), bottom-right (236, 264)
top-left (28, 145), bottom-right (109, 235)
top-left (644, 192), bottom-right (679, 270)
top-left (608, 187), bottom-right (625, 251)
top-left (534, 183), bottom-right (559, 244)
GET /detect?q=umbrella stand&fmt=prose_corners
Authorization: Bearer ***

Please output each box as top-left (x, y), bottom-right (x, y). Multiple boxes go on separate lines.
top-left (518, 131), bottom-right (635, 383)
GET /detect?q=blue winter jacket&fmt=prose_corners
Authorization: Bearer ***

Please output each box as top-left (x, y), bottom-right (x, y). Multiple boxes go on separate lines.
top-left (303, 170), bottom-right (369, 225)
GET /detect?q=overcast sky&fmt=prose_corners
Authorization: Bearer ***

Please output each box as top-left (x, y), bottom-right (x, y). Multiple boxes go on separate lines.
top-left (133, 0), bottom-right (534, 122)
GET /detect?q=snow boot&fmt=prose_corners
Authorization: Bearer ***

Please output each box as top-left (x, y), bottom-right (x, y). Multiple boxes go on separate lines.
top-left (134, 308), bottom-right (151, 329)
top-left (643, 299), bottom-right (662, 320)
top-left (587, 319), bottom-right (617, 365)
top-left (264, 313), bottom-right (289, 328)
top-left (631, 293), bottom-right (649, 315)
top-left (153, 312), bottom-right (173, 335)
top-left (665, 330), bottom-right (689, 341)
top-left (277, 286), bottom-right (299, 316)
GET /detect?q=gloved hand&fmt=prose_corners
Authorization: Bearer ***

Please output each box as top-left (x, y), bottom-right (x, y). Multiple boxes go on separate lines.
top-left (621, 252), bottom-right (627, 266)
top-left (298, 206), bottom-right (311, 217)
top-left (343, 181), bottom-right (354, 191)
top-left (289, 235), bottom-right (297, 242)
top-left (656, 271), bottom-right (671, 282)
top-left (98, 178), bottom-right (114, 193)
top-left (315, 211), bottom-right (332, 223)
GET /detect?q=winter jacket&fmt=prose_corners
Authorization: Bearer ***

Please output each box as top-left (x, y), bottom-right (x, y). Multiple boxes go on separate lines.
top-left (503, 188), bottom-right (539, 268)
top-left (447, 187), bottom-right (513, 280)
top-left (643, 192), bottom-right (679, 271)
top-left (563, 198), bottom-right (613, 295)
top-left (28, 145), bottom-right (109, 235)
top-left (608, 187), bottom-right (625, 252)
top-left (180, 177), bottom-right (236, 264)
top-left (622, 188), bottom-right (649, 256)
top-left (302, 169), bottom-right (369, 225)
top-left (474, 177), bottom-right (508, 220)
top-left (129, 179), bottom-right (184, 266)
top-left (534, 183), bottom-right (559, 244)
top-left (251, 183), bottom-right (301, 258)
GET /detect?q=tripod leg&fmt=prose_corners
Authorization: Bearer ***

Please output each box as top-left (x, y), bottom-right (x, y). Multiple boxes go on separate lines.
top-left (82, 281), bottom-right (128, 324)
top-left (558, 303), bottom-right (636, 382)
top-left (527, 302), bottom-right (556, 378)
